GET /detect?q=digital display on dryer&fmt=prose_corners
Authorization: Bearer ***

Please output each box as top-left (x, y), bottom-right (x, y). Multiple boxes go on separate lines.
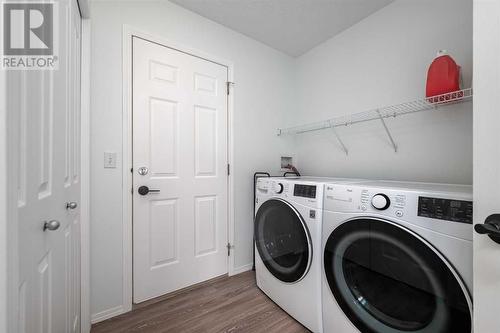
top-left (418, 197), bottom-right (473, 224)
top-left (294, 185), bottom-right (316, 198)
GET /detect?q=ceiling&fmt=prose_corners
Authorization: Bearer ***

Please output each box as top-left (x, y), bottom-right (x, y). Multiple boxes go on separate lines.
top-left (169, 0), bottom-right (394, 57)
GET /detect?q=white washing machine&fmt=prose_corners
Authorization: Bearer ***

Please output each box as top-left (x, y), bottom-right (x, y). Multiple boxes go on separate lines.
top-left (255, 177), bottom-right (362, 332)
top-left (321, 180), bottom-right (473, 333)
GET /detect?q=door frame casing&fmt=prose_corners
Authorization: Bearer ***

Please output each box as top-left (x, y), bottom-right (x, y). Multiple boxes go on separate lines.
top-left (80, 18), bottom-right (92, 333)
top-left (122, 25), bottom-right (236, 313)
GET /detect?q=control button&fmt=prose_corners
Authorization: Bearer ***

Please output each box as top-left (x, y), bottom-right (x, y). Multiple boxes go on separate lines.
top-left (395, 195), bottom-right (406, 207)
top-left (361, 205), bottom-right (367, 211)
top-left (395, 210), bottom-right (404, 218)
top-left (275, 183), bottom-right (284, 194)
top-left (372, 193), bottom-right (391, 210)
top-left (361, 190), bottom-right (370, 204)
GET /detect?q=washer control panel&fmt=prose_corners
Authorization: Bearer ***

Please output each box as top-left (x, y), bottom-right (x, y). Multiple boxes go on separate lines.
top-left (418, 196), bottom-right (473, 224)
top-left (324, 183), bottom-right (472, 240)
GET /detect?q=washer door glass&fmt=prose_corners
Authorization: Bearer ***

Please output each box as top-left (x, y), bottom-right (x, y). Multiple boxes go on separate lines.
top-left (255, 199), bottom-right (311, 283)
top-left (324, 218), bottom-right (471, 333)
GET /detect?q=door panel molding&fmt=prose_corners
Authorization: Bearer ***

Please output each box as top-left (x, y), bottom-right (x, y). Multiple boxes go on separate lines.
top-left (121, 25), bottom-right (235, 316)
top-left (1, 65), bottom-right (21, 333)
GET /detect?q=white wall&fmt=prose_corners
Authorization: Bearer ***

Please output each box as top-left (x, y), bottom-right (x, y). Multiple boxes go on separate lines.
top-left (290, 0), bottom-right (472, 184)
top-left (89, 0), bottom-right (296, 320)
top-left (90, 0), bottom-right (473, 322)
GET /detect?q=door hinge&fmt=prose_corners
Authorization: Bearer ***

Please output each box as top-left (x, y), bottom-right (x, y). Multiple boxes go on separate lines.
top-left (227, 243), bottom-right (234, 256)
top-left (227, 163), bottom-right (230, 176)
top-left (226, 81), bottom-right (234, 95)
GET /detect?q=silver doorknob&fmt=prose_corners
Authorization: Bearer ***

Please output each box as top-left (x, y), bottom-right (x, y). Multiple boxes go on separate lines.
top-left (43, 220), bottom-right (60, 231)
top-left (138, 167), bottom-right (149, 176)
top-left (66, 202), bottom-right (78, 210)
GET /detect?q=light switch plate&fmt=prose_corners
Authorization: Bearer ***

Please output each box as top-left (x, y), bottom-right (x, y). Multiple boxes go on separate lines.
top-left (104, 152), bottom-right (117, 168)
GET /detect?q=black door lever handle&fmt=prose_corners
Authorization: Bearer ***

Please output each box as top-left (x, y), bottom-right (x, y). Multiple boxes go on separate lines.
top-left (138, 186), bottom-right (160, 196)
top-left (474, 223), bottom-right (500, 235)
top-left (474, 214), bottom-right (500, 244)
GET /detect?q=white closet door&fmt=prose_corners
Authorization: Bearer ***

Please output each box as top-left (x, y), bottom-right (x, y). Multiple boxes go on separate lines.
top-left (132, 37), bottom-right (228, 303)
top-left (14, 0), bottom-right (82, 331)
top-left (473, 1), bottom-right (500, 332)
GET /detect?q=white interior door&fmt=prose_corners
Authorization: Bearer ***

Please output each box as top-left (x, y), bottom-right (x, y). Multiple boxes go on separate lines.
top-left (132, 37), bottom-right (229, 303)
top-left (473, 1), bottom-right (500, 332)
top-left (13, 0), bottom-right (82, 332)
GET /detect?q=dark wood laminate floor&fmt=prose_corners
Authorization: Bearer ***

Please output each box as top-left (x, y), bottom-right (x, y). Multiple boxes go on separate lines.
top-left (91, 271), bottom-right (310, 333)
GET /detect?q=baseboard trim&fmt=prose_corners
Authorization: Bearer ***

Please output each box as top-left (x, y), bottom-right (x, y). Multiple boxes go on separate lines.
top-left (91, 305), bottom-right (124, 324)
top-left (232, 263), bottom-right (253, 275)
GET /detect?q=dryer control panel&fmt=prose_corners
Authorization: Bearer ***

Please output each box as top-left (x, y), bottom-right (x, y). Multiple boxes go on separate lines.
top-left (255, 178), bottom-right (324, 209)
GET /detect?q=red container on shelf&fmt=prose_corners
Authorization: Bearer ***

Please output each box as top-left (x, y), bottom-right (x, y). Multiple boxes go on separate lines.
top-left (426, 50), bottom-right (463, 103)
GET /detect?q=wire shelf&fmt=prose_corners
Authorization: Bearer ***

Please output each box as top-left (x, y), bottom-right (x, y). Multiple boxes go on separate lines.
top-left (277, 88), bottom-right (472, 137)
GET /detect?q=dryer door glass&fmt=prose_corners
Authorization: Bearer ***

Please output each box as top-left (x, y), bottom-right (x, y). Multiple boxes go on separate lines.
top-left (324, 218), bottom-right (471, 333)
top-left (255, 199), bottom-right (311, 283)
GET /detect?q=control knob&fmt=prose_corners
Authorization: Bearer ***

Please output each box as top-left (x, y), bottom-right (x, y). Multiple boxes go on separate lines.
top-left (372, 193), bottom-right (390, 210)
top-left (275, 183), bottom-right (284, 194)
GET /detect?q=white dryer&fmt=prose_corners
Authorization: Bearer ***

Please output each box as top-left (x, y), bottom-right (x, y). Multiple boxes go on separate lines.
top-left (321, 180), bottom-right (473, 333)
top-left (255, 177), bottom-right (362, 332)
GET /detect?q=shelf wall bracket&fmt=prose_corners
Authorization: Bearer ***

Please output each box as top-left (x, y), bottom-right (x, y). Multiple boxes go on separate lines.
top-left (377, 110), bottom-right (398, 152)
top-left (330, 124), bottom-right (348, 155)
